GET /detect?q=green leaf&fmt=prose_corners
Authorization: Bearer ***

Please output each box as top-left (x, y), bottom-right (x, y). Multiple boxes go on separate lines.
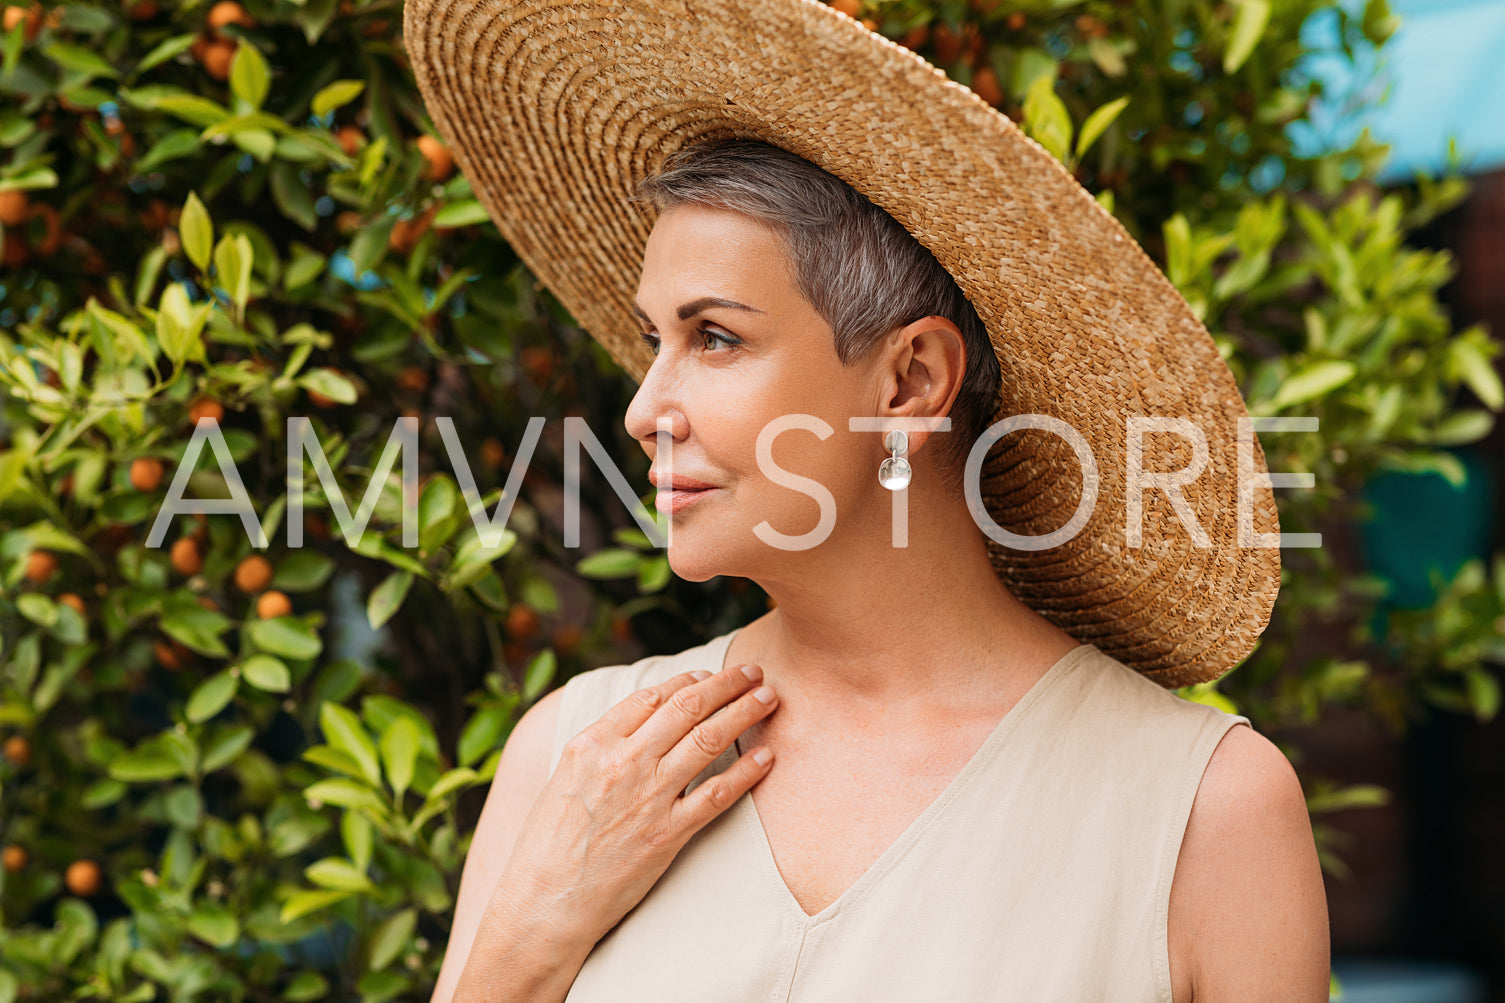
top-left (43, 42), bottom-right (117, 79)
top-left (280, 888), bottom-right (352, 924)
top-left (180, 192), bottom-right (213, 273)
top-left (202, 724), bottom-right (254, 773)
top-left (110, 742), bottom-right (184, 783)
top-left (524, 649), bottom-right (556, 703)
top-left (248, 616), bottom-right (322, 660)
top-left (575, 548), bottom-right (640, 579)
top-left (213, 232), bottom-right (254, 312)
top-left (161, 600), bottom-right (234, 657)
top-left (16, 593), bottom-right (56, 628)
top-left (342, 811), bottom-right (374, 872)
top-left (298, 367), bottom-right (358, 404)
top-left (271, 160), bottom-right (319, 231)
top-left (284, 972), bottom-right (330, 1003)
top-left (1075, 96), bottom-right (1129, 161)
top-left (1268, 359), bottom-right (1357, 409)
top-left (242, 654), bottom-right (291, 693)
top-left (187, 671), bottom-right (239, 723)
top-left (1224, 0), bottom-right (1271, 74)
top-left (320, 702), bottom-right (382, 787)
top-left (312, 79), bottom-right (365, 117)
top-left (303, 744), bottom-right (366, 779)
top-left (267, 551), bottom-right (334, 593)
top-left (380, 715), bottom-right (421, 800)
top-left (432, 200), bottom-right (492, 228)
top-left (1022, 72), bottom-right (1072, 164)
top-left (423, 766), bottom-right (479, 804)
top-left (368, 908), bottom-right (417, 971)
top-left (636, 554), bottom-right (671, 593)
top-left (187, 905), bottom-right (240, 948)
top-left (306, 856), bottom-right (375, 892)
top-left (458, 705), bottom-right (507, 769)
top-left (304, 777), bottom-right (386, 812)
top-left (135, 33), bottom-right (198, 74)
top-left (229, 42), bottom-right (270, 110)
top-left (1465, 668), bottom-right (1500, 722)
top-left (367, 570), bottom-right (414, 630)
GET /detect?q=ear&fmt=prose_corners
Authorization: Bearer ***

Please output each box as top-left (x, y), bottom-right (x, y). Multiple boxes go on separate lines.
top-left (880, 316), bottom-right (966, 455)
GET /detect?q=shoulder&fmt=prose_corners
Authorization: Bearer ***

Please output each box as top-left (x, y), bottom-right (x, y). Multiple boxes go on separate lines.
top-left (1169, 723), bottom-right (1330, 1002)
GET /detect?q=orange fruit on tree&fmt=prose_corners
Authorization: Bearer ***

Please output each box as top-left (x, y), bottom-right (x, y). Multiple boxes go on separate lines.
top-left (201, 38), bottom-right (236, 81)
top-left (506, 603), bottom-right (540, 641)
top-left (479, 437), bottom-right (506, 470)
top-left (394, 365), bottom-right (429, 394)
top-left (416, 135), bottom-right (453, 181)
top-left (551, 624), bottom-right (583, 657)
top-left (335, 125), bottom-right (363, 157)
top-left (129, 456), bottom-right (165, 492)
top-left (170, 537), bottom-right (204, 576)
top-left (255, 590), bottom-right (292, 619)
top-left (65, 859), bottom-right (102, 897)
top-left (126, 0), bottom-right (160, 20)
top-left (971, 66), bottom-right (1004, 108)
top-left (153, 639), bottom-right (187, 671)
top-left (519, 345), bottom-right (555, 383)
top-left (188, 397), bottom-right (224, 425)
top-left (233, 554), bottom-right (273, 593)
top-left (23, 549), bottom-right (57, 585)
top-left (0, 189), bottom-right (28, 226)
top-left (206, 0), bottom-right (254, 35)
top-left (57, 592), bottom-right (86, 615)
top-left (830, 0), bottom-right (860, 17)
top-left (3, 735), bottom-right (30, 767)
top-left (1, 845), bottom-right (26, 873)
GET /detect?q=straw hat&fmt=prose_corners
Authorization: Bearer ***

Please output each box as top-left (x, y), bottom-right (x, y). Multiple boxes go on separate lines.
top-left (402, 0), bottom-right (1282, 687)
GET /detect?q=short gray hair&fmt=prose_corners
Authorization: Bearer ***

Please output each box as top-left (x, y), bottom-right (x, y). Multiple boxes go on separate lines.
top-left (630, 138), bottom-right (1001, 491)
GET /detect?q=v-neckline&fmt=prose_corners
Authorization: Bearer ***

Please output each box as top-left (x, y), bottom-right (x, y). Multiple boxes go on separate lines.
top-left (714, 628), bottom-right (1094, 927)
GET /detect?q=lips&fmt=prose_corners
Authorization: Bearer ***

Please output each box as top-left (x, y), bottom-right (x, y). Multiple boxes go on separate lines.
top-left (648, 470), bottom-right (718, 491)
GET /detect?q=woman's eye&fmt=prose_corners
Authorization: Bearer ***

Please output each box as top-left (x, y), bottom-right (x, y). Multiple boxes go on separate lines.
top-left (639, 331), bottom-right (660, 355)
top-left (700, 326), bottom-right (740, 350)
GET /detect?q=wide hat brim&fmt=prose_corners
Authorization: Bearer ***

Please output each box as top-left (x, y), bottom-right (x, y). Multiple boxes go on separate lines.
top-left (403, 0), bottom-right (1282, 687)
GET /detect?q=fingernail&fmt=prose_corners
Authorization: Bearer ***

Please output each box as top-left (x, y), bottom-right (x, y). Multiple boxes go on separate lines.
top-left (752, 747), bottom-right (773, 766)
top-left (691, 670), bottom-right (711, 681)
top-left (741, 664), bottom-right (763, 683)
top-left (753, 685), bottom-right (777, 704)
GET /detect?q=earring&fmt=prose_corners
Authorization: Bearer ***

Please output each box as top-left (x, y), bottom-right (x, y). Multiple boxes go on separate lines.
top-left (879, 429), bottom-right (911, 490)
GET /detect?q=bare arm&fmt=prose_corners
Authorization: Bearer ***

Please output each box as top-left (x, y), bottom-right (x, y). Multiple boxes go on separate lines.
top-left (430, 686), bottom-right (581, 1003)
top-left (1168, 723), bottom-right (1331, 1003)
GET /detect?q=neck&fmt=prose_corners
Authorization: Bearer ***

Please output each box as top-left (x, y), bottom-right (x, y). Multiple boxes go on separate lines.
top-left (740, 476), bottom-right (1076, 716)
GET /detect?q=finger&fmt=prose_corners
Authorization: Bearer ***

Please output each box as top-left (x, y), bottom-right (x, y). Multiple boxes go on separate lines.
top-left (632, 663), bottom-right (765, 760)
top-left (670, 743), bottom-right (775, 835)
top-left (654, 681), bottom-right (778, 790)
top-left (594, 670), bottom-right (709, 739)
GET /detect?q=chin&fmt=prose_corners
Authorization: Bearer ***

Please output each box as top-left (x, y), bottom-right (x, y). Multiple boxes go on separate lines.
top-left (664, 532), bottom-right (746, 583)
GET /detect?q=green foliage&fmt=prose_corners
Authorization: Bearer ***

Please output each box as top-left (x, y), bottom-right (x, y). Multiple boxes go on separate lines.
top-left (0, 0), bottom-right (1500, 998)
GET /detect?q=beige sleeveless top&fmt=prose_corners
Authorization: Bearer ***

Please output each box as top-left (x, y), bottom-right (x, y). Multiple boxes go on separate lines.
top-left (547, 628), bottom-right (1250, 1002)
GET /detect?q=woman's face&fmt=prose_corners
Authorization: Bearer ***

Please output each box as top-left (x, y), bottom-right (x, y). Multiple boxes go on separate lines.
top-left (624, 204), bottom-right (888, 582)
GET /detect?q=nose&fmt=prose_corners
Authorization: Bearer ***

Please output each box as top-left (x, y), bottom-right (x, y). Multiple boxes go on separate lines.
top-left (623, 351), bottom-right (690, 455)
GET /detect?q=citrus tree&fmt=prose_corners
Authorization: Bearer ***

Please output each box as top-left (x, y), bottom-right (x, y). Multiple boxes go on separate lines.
top-left (0, 0), bottom-right (1498, 999)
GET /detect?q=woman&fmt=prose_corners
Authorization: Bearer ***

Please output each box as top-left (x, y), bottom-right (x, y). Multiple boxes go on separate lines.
top-left (404, 1), bottom-right (1330, 1000)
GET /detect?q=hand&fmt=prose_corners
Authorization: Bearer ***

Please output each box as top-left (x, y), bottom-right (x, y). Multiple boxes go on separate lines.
top-left (484, 663), bottom-right (778, 948)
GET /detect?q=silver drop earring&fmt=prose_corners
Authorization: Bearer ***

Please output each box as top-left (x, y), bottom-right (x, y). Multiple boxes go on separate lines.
top-left (879, 429), bottom-right (911, 490)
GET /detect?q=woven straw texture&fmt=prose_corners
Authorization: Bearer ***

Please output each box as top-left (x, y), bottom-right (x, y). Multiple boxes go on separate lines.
top-left (402, 0), bottom-right (1282, 687)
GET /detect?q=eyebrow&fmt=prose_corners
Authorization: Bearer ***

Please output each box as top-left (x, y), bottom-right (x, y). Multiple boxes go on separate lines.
top-left (631, 296), bottom-right (765, 325)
